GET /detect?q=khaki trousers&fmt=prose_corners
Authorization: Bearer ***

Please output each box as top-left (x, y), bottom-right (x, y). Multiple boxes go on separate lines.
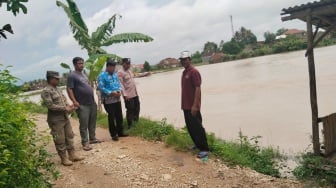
top-left (48, 119), bottom-right (74, 153)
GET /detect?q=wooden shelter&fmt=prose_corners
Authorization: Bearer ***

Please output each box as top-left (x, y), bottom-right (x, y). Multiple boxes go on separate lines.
top-left (281, 0), bottom-right (336, 156)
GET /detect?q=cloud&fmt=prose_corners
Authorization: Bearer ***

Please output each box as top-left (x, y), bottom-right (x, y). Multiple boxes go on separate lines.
top-left (57, 33), bottom-right (78, 50)
top-left (1, 0), bottom-right (315, 81)
top-left (11, 56), bottom-right (72, 82)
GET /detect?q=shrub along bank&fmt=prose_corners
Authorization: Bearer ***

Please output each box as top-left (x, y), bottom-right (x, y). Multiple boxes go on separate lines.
top-left (0, 66), bottom-right (58, 187)
top-left (293, 153), bottom-right (336, 187)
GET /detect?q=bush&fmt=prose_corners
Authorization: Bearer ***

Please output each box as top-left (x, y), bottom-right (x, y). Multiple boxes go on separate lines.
top-left (236, 52), bottom-right (252, 59)
top-left (293, 153), bottom-right (336, 186)
top-left (255, 46), bottom-right (273, 56)
top-left (272, 37), bottom-right (307, 54)
top-left (221, 41), bottom-right (243, 55)
top-left (209, 132), bottom-right (281, 177)
top-left (191, 57), bottom-right (202, 64)
top-left (22, 101), bottom-right (48, 114)
top-left (222, 55), bottom-right (233, 62)
top-left (0, 66), bottom-right (58, 187)
top-left (191, 51), bottom-right (203, 64)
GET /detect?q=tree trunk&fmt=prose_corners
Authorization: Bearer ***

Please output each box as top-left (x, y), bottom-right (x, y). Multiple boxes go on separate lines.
top-left (91, 80), bottom-right (102, 112)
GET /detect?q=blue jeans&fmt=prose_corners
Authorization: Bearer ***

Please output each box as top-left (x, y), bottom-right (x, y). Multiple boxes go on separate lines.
top-left (76, 104), bottom-right (97, 145)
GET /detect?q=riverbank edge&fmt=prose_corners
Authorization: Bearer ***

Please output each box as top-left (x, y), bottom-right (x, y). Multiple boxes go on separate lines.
top-left (26, 102), bottom-right (290, 178)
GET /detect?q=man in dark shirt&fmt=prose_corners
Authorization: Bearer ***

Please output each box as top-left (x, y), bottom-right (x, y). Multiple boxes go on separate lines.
top-left (67, 57), bottom-right (101, 151)
top-left (179, 51), bottom-right (209, 158)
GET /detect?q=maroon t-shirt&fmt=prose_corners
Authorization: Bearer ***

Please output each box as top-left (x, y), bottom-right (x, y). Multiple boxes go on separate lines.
top-left (181, 66), bottom-right (201, 110)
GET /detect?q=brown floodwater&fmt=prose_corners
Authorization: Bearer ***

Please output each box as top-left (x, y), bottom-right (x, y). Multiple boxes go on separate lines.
top-left (135, 45), bottom-right (336, 153)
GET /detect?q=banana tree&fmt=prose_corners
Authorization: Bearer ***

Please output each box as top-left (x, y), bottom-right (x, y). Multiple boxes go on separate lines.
top-left (56, 0), bottom-right (153, 110)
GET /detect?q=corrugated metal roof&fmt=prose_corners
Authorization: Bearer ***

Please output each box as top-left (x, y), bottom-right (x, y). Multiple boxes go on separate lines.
top-left (281, 0), bottom-right (336, 32)
top-left (281, 0), bottom-right (336, 14)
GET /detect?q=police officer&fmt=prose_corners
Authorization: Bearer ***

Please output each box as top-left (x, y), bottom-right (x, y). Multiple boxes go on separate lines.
top-left (41, 71), bottom-right (84, 166)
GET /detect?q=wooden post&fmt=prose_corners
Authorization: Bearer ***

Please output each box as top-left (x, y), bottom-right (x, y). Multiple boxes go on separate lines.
top-left (306, 13), bottom-right (320, 154)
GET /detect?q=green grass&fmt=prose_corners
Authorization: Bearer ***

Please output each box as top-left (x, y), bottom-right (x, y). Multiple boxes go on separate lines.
top-left (127, 117), bottom-right (175, 141)
top-left (96, 112), bottom-right (108, 128)
top-left (21, 101), bottom-right (47, 114)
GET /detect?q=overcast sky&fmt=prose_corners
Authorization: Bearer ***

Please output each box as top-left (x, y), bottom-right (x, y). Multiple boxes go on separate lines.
top-left (0, 0), bottom-right (313, 82)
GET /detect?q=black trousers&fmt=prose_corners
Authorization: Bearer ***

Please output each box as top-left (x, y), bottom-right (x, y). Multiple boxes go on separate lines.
top-left (124, 96), bottom-right (140, 128)
top-left (104, 101), bottom-right (124, 137)
top-left (183, 110), bottom-right (209, 151)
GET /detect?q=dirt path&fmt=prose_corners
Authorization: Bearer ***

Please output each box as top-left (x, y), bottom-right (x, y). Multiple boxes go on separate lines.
top-left (34, 114), bottom-right (303, 188)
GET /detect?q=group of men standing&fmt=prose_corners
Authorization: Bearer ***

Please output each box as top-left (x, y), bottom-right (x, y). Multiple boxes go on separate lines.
top-left (41, 57), bottom-right (140, 165)
top-left (41, 51), bottom-right (209, 166)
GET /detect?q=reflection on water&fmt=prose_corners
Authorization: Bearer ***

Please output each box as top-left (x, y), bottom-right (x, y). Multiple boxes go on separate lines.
top-left (27, 45), bottom-right (336, 153)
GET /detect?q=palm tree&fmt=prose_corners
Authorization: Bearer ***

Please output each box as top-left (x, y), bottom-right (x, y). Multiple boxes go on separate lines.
top-left (56, 0), bottom-right (153, 110)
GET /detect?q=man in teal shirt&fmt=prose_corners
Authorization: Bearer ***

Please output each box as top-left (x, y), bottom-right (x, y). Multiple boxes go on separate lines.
top-left (98, 59), bottom-right (128, 141)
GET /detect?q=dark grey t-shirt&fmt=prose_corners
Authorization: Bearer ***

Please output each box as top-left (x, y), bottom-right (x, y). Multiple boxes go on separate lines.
top-left (67, 71), bottom-right (95, 105)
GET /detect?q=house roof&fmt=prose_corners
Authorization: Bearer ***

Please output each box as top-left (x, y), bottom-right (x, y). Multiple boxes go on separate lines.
top-left (281, 0), bottom-right (336, 32)
top-left (157, 58), bottom-right (179, 66)
top-left (133, 64), bottom-right (144, 69)
top-left (284, 29), bottom-right (306, 35)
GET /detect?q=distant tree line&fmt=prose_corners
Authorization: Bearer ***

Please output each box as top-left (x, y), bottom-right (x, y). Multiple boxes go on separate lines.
top-left (193, 27), bottom-right (336, 64)
top-left (22, 73), bottom-right (68, 92)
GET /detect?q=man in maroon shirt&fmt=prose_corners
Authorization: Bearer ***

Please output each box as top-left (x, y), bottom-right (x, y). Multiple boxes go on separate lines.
top-left (179, 51), bottom-right (209, 158)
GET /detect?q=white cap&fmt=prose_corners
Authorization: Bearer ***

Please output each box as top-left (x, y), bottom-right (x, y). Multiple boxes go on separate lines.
top-left (179, 51), bottom-right (191, 59)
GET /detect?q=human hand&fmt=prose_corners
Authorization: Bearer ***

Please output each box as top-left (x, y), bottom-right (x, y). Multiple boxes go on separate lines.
top-left (191, 105), bottom-right (198, 116)
top-left (66, 105), bottom-right (74, 113)
top-left (111, 92), bottom-right (120, 97)
top-left (116, 91), bottom-right (121, 97)
top-left (73, 101), bottom-right (80, 108)
top-left (124, 96), bottom-right (130, 101)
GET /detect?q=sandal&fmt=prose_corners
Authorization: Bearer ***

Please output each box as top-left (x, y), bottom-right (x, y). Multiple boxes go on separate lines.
top-left (83, 144), bottom-right (92, 151)
top-left (89, 139), bottom-right (103, 144)
top-left (197, 151), bottom-right (209, 158)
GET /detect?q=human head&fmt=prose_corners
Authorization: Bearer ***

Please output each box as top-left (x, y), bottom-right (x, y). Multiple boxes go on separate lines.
top-left (179, 51), bottom-right (191, 68)
top-left (46, 71), bottom-right (60, 86)
top-left (72, 57), bottom-right (84, 72)
top-left (106, 58), bottom-right (117, 74)
top-left (121, 58), bottom-right (131, 70)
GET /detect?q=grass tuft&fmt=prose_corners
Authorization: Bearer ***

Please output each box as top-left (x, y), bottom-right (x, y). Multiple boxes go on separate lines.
top-left (127, 117), bottom-right (174, 141)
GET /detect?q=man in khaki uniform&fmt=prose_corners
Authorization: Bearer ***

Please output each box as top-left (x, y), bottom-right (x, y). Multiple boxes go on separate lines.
top-left (41, 71), bottom-right (84, 166)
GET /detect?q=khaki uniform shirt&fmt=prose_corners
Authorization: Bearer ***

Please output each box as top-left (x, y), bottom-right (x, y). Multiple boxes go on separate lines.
top-left (41, 85), bottom-right (68, 121)
top-left (117, 68), bottom-right (138, 98)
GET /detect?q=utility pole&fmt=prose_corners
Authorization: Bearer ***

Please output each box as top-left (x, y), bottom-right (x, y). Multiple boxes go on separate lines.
top-left (230, 15), bottom-right (234, 37)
